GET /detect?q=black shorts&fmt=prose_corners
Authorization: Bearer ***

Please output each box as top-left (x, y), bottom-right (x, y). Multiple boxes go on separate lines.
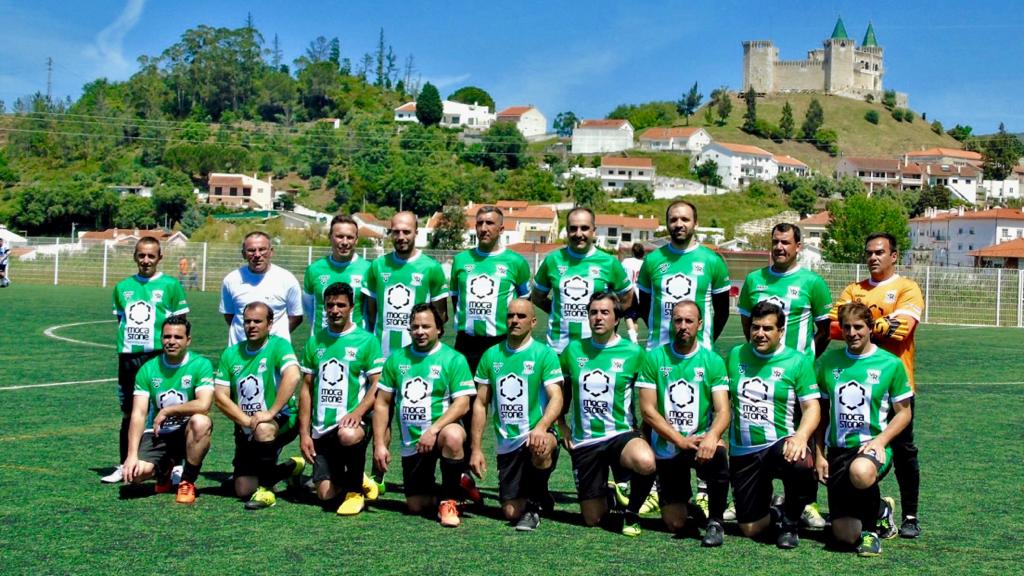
top-left (497, 441), bottom-right (561, 503)
top-left (656, 446), bottom-right (729, 506)
top-left (138, 429), bottom-right (186, 477)
top-left (231, 414), bottom-right (301, 477)
top-left (454, 332), bottom-right (506, 375)
top-left (401, 449), bottom-right (442, 498)
top-left (118, 351), bottom-right (161, 414)
top-left (569, 431), bottom-right (642, 502)
top-left (311, 426), bottom-right (370, 485)
top-left (826, 447), bottom-right (890, 523)
top-left (729, 440), bottom-right (812, 524)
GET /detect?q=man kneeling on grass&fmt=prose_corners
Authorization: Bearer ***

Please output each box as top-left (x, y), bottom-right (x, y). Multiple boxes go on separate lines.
top-left (123, 315), bottom-right (213, 504)
top-left (815, 302), bottom-right (913, 557)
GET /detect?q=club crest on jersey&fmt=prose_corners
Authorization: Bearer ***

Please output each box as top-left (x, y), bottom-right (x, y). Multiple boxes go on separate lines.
top-left (411, 273), bottom-right (423, 287)
top-left (694, 368), bottom-right (705, 381)
top-left (495, 264), bottom-right (507, 278)
top-left (832, 368), bottom-right (843, 380)
top-left (611, 358), bottom-right (625, 372)
top-left (464, 264), bottom-right (475, 272)
top-left (787, 286), bottom-right (801, 299)
top-left (589, 266), bottom-right (601, 278)
top-left (557, 265), bottom-right (567, 275)
top-left (576, 357), bottom-right (588, 368)
top-left (492, 362), bottom-right (504, 373)
top-left (350, 275), bottom-right (363, 287)
top-left (124, 291), bottom-right (134, 299)
top-left (885, 291), bottom-right (897, 304)
top-left (660, 366), bottom-right (674, 377)
top-left (692, 262), bottom-right (705, 276)
top-left (867, 369), bottom-right (881, 384)
top-left (152, 290), bottom-right (163, 302)
top-left (771, 367), bottom-right (785, 380)
top-left (345, 347), bottom-right (358, 361)
top-left (232, 364), bottom-right (243, 375)
top-left (151, 377), bottom-right (163, 388)
top-left (429, 365), bottom-right (442, 379)
top-left (181, 376), bottom-right (192, 389)
top-left (319, 274), bottom-right (330, 286)
top-left (523, 361), bottom-right (534, 375)
top-left (657, 263), bottom-right (669, 274)
top-left (399, 364), bottom-right (411, 375)
top-left (257, 358), bottom-right (268, 373)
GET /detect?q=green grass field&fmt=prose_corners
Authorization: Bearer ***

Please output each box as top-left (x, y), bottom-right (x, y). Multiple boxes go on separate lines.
top-left (1, 285), bottom-right (1021, 574)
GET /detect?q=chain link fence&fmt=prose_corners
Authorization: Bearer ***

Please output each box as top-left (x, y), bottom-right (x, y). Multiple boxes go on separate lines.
top-left (5, 238), bottom-right (1021, 328)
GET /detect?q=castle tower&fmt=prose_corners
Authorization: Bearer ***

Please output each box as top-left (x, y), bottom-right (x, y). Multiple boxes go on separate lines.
top-left (824, 17), bottom-right (856, 93)
top-left (742, 40), bottom-right (778, 93)
top-left (859, 22), bottom-right (884, 92)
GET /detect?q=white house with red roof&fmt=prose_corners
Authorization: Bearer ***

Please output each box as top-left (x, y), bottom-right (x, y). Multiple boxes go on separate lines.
top-left (909, 207), bottom-right (1024, 266)
top-left (902, 147), bottom-right (983, 169)
top-left (600, 157), bottom-right (655, 191)
top-left (592, 213), bottom-right (660, 249)
top-left (393, 100), bottom-right (495, 130)
top-left (796, 210), bottom-right (830, 247)
top-left (773, 154), bottom-right (809, 177)
top-left (571, 119), bottom-right (634, 154)
top-left (495, 106), bottom-right (547, 140)
top-left (637, 127), bottom-right (711, 154)
top-left (423, 202), bottom-right (560, 248)
top-left (697, 142), bottom-right (778, 190)
top-left (207, 173), bottom-right (275, 210)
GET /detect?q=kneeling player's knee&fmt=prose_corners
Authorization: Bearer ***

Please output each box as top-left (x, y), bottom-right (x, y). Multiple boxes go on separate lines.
top-left (739, 520), bottom-right (767, 538)
top-left (831, 518), bottom-right (862, 544)
top-left (316, 482), bottom-right (335, 502)
top-left (252, 422), bottom-right (276, 442)
top-left (849, 458), bottom-right (877, 490)
top-left (337, 427), bottom-right (364, 446)
top-left (188, 414), bottom-right (212, 435)
top-left (439, 426), bottom-right (465, 452)
top-left (503, 502), bottom-right (524, 522)
top-left (662, 509), bottom-right (687, 533)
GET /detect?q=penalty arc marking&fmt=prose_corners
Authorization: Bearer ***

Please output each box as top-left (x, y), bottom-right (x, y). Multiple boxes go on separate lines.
top-left (42, 319), bottom-right (117, 349)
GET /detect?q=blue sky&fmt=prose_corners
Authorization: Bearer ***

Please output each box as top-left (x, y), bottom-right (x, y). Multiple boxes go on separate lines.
top-left (1, 0), bottom-right (1021, 133)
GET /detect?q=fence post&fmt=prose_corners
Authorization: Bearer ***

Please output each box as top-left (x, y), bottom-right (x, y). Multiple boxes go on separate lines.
top-left (102, 244), bottom-right (109, 287)
top-left (856, 263), bottom-right (861, 281)
top-left (996, 269), bottom-right (1002, 327)
top-left (53, 238), bottom-right (60, 285)
top-left (308, 245), bottom-right (313, 265)
top-left (201, 242), bottom-right (208, 292)
top-left (923, 266), bottom-right (931, 324)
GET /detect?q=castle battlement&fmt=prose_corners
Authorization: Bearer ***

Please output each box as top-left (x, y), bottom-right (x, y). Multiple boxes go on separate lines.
top-left (775, 60), bottom-right (823, 69)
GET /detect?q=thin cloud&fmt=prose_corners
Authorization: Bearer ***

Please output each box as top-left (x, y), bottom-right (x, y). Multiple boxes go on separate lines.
top-left (422, 73), bottom-right (471, 89)
top-left (82, 0), bottom-right (146, 79)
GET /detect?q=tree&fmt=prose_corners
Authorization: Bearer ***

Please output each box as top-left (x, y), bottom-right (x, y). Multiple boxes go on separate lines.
top-left (776, 171), bottom-right (801, 194)
top-left (914, 183), bottom-right (953, 216)
top-left (479, 122), bottom-right (529, 171)
top-left (553, 111), bottom-right (578, 137)
top-left (447, 86), bottom-right (495, 111)
top-left (836, 175), bottom-right (866, 198)
top-left (947, 124), bottom-right (973, 142)
top-left (801, 99), bottom-right (824, 140)
top-left (703, 106), bottom-right (715, 126)
top-left (624, 181), bottom-right (653, 203)
top-left (115, 196), bottom-right (157, 228)
top-left (677, 82), bottom-right (702, 126)
top-left (742, 87), bottom-right (758, 132)
top-left (931, 120), bottom-right (944, 135)
top-left (694, 159), bottom-right (722, 193)
top-left (779, 101), bottom-right (795, 138)
top-left (607, 101), bottom-right (678, 132)
top-left (788, 182), bottom-right (817, 218)
top-left (153, 186), bottom-right (195, 226)
top-left (882, 90), bottom-right (897, 110)
top-left (823, 193), bottom-right (910, 263)
top-left (714, 89), bottom-right (732, 125)
top-left (428, 205), bottom-right (466, 250)
top-left (982, 123), bottom-right (1024, 180)
top-left (567, 176), bottom-right (605, 210)
top-left (415, 82), bottom-right (443, 127)
top-left (865, 110), bottom-right (880, 124)
top-left (814, 128), bottom-right (839, 155)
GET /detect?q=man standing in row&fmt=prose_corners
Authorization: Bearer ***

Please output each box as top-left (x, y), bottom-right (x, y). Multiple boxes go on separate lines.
top-left (364, 212), bottom-right (449, 357)
top-left (104, 237), bottom-right (189, 484)
top-left (221, 231), bottom-right (303, 346)
top-left (470, 299), bottom-right (563, 531)
top-left (213, 302), bottom-right (304, 510)
top-left (303, 216), bottom-right (371, 333)
top-left (831, 232), bottom-right (924, 539)
top-left (532, 207), bottom-right (633, 354)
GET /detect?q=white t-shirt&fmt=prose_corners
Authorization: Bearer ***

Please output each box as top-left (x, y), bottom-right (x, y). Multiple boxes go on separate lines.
top-left (220, 263), bottom-right (303, 345)
top-left (622, 256), bottom-right (643, 297)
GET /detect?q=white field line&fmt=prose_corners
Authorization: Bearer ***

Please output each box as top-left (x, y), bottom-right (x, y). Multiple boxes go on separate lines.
top-left (42, 319), bottom-right (117, 349)
top-left (0, 377), bottom-right (116, 391)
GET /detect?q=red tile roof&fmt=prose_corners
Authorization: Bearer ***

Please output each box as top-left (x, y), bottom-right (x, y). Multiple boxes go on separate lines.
top-left (81, 228), bottom-right (174, 241)
top-left (712, 142), bottom-right (773, 157)
top-left (773, 154), bottom-right (808, 168)
top-left (638, 127), bottom-right (702, 140)
top-left (910, 208), bottom-right (1024, 223)
top-left (920, 163), bottom-right (980, 178)
top-left (354, 212), bottom-right (385, 225)
top-left (507, 242), bottom-right (562, 255)
top-left (969, 238), bottom-right (1024, 258)
top-left (601, 156), bottom-right (654, 168)
top-left (839, 157), bottom-right (901, 171)
top-left (904, 147), bottom-right (982, 161)
top-left (595, 214), bottom-right (659, 230)
top-left (395, 102), bottom-right (416, 112)
top-left (578, 119), bottom-right (630, 129)
top-left (496, 106), bottom-right (533, 118)
top-left (797, 211), bottom-right (830, 226)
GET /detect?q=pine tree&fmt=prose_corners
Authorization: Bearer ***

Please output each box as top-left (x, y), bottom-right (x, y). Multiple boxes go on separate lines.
top-left (801, 99), bottom-right (824, 140)
top-left (779, 101), bottom-right (795, 138)
top-left (415, 82), bottom-right (443, 127)
top-left (742, 87), bottom-right (757, 132)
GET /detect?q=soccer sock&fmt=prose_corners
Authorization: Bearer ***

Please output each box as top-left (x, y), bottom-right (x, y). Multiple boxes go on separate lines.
top-left (270, 458), bottom-right (298, 485)
top-left (626, 472), bottom-right (655, 515)
top-left (440, 457), bottom-right (465, 501)
top-left (894, 458), bottom-right (920, 518)
top-left (181, 460), bottom-right (201, 484)
top-left (343, 443), bottom-right (367, 494)
top-left (531, 463), bottom-right (556, 508)
top-left (254, 441), bottom-right (278, 488)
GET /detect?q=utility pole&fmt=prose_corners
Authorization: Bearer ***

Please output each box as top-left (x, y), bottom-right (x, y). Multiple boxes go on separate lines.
top-left (46, 57), bottom-right (53, 104)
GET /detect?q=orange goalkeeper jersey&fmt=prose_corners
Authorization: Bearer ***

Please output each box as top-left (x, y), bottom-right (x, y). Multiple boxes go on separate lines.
top-left (832, 274), bottom-right (924, 390)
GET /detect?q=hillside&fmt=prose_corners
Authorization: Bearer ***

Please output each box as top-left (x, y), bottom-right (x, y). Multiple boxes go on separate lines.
top-left (690, 93), bottom-right (963, 173)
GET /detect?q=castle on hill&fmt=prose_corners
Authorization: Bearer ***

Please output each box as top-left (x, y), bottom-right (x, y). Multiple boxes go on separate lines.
top-left (742, 17), bottom-right (908, 106)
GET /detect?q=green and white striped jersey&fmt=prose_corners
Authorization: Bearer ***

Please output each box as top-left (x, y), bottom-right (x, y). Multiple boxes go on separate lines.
top-left (378, 343), bottom-right (475, 457)
top-left (533, 247), bottom-right (632, 353)
top-left (636, 244), bottom-right (730, 350)
top-left (816, 346), bottom-right (913, 449)
top-left (451, 247), bottom-right (531, 337)
top-left (134, 352), bottom-right (214, 434)
top-left (214, 335), bottom-right (300, 434)
top-left (303, 254), bottom-right (371, 332)
top-left (636, 343), bottom-right (729, 459)
top-left (474, 338), bottom-right (563, 454)
top-left (112, 273), bottom-right (189, 353)
top-left (363, 251), bottom-right (449, 357)
top-left (738, 265), bottom-right (832, 357)
top-left (560, 336), bottom-right (644, 448)
top-left (726, 343), bottom-right (819, 456)
top-left (300, 325), bottom-right (384, 439)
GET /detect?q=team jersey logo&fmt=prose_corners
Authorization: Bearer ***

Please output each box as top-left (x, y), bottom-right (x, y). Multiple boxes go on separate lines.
top-left (403, 377), bottom-right (430, 402)
top-left (694, 368), bottom-right (705, 381)
top-left (157, 389), bottom-right (186, 409)
top-left (464, 264), bottom-right (475, 272)
top-left (320, 359), bottom-right (345, 388)
top-left (318, 274), bottom-right (330, 286)
top-left (232, 364), bottom-right (242, 375)
top-left (386, 284), bottom-right (412, 308)
top-left (152, 290), bottom-right (164, 303)
top-left (668, 380), bottom-right (695, 407)
top-left (666, 379), bottom-right (696, 430)
top-left (498, 373), bottom-right (525, 402)
top-left (739, 377), bottom-right (771, 423)
top-left (562, 276), bottom-right (590, 302)
top-left (663, 273), bottom-right (694, 303)
top-left (561, 276), bottom-right (592, 322)
top-left (429, 365), bottom-right (442, 379)
top-left (238, 375), bottom-right (263, 414)
top-left (384, 284), bottom-right (414, 330)
top-left (127, 301), bottom-right (153, 325)
top-left (740, 378), bottom-right (769, 403)
top-left (381, 273), bottom-right (391, 282)
top-left (867, 369), bottom-right (881, 384)
top-left (151, 377), bottom-right (163, 388)
top-left (581, 370), bottom-right (611, 397)
top-left (692, 262), bottom-right (705, 276)
top-left (497, 373), bottom-right (527, 423)
top-left (787, 286), bottom-right (801, 299)
top-left (469, 275), bottom-right (496, 299)
top-left (495, 264), bottom-right (507, 278)
top-left (399, 364), bottom-right (411, 375)
top-left (257, 358), bottom-right (268, 373)
top-left (411, 273), bottom-right (423, 287)
top-left (611, 358), bottom-right (625, 372)
top-left (838, 381), bottom-right (867, 410)
top-left (589, 266), bottom-right (600, 278)
top-left (124, 291), bottom-right (134, 299)
top-left (657, 263), bottom-right (669, 274)
top-left (576, 357), bottom-right (588, 368)
top-left (181, 376), bottom-right (192, 389)
top-left (557, 265), bottom-right (567, 275)
top-left (738, 364), bottom-right (747, 375)
top-left (762, 295), bottom-right (790, 314)
top-left (523, 361), bottom-right (534, 375)
top-left (885, 291), bottom-right (897, 303)
top-left (345, 347), bottom-right (358, 361)
top-left (350, 275), bottom-right (363, 287)
top-left (660, 366), bottom-right (674, 377)
top-left (492, 362), bottom-right (504, 373)
top-left (771, 367), bottom-right (785, 380)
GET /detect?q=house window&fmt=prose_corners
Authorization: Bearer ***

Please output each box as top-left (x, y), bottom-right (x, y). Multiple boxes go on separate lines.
top-left (859, 171), bottom-right (866, 177)
top-left (622, 232), bottom-right (632, 243)
top-left (969, 245), bottom-right (973, 251)
top-left (243, 187), bottom-right (251, 197)
top-left (618, 170), bottom-right (626, 175)
top-left (638, 171), bottom-right (644, 176)
top-left (608, 182), bottom-right (616, 187)
top-left (230, 187), bottom-right (238, 196)
top-left (214, 187), bottom-right (222, 195)
top-left (970, 228), bottom-right (974, 235)
top-left (958, 228), bottom-right (963, 234)
top-left (608, 227), bottom-right (619, 237)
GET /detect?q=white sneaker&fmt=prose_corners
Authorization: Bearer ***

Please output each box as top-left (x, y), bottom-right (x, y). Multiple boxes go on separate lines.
top-left (723, 502), bottom-right (737, 522)
top-left (170, 464), bottom-right (183, 486)
top-left (101, 465), bottom-right (124, 484)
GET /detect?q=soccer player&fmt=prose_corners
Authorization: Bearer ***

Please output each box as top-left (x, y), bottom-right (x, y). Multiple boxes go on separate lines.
top-left (815, 302), bottom-right (913, 556)
top-left (1, 237), bottom-right (12, 287)
top-left (737, 222), bottom-right (832, 528)
top-left (621, 242), bottom-right (646, 343)
top-left (213, 301), bottom-right (304, 510)
top-left (299, 282), bottom-right (385, 515)
top-left (303, 215), bottom-right (372, 333)
top-left (726, 301), bottom-right (820, 549)
top-left (469, 298), bottom-right (564, 531)
top-left (364, 211), bottom-right (449, 357)
top-left (221, 231), bottom-right (303, 346)
top-left (560, 291), bottom-right (655, 537)
top-left (637, 200), bottom-right (730, 351)
top-left (103, 237), bottom-right (189, 484)
top-left (123, 315), bottom-right (214, 504)
top-left (373, 303), bottom-right (476, 527)
top-left (830, 232), bottom-right (924, 538)
top-left (637, 300), bottom-right (730, 546)
top-left (532, 207), bottom-right (633, 353)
